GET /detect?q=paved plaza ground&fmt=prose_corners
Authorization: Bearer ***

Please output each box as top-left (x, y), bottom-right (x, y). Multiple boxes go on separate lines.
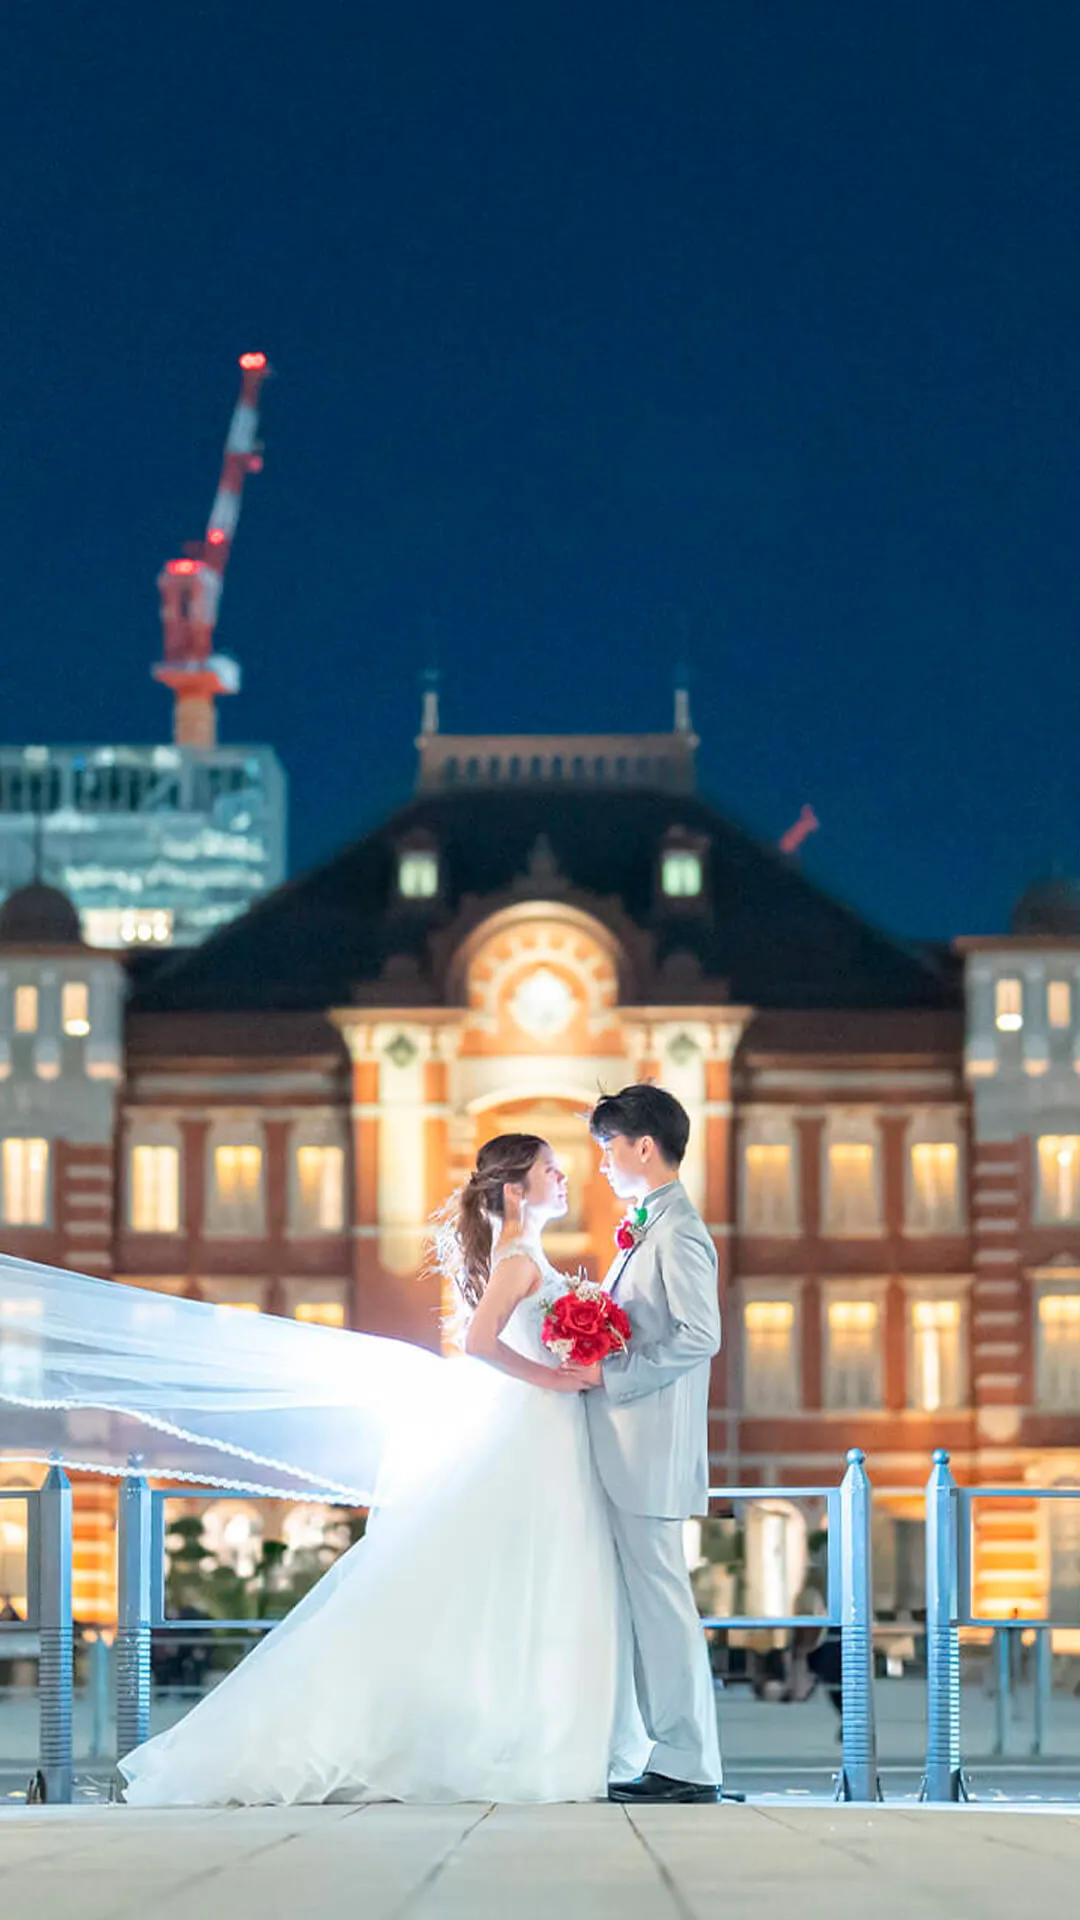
top-left (6, 1799), bottom-right (1080, 1920)
top-left (6, 1670), bottom-right (1080, 1803)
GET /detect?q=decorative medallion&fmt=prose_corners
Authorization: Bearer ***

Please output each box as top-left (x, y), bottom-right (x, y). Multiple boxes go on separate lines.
top-left (509, 965), bottom-right (575, 1040)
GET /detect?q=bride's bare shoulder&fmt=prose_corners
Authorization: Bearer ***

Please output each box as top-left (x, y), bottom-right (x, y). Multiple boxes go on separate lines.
top-left (489, 1244), bottom-right (544, 1295)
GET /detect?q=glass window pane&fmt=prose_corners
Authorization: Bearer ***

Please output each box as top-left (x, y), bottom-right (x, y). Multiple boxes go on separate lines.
top-left (398, 851), bottom-right (438, 898)
top-left (1, 1138), bottom-right (48, 1226)
top-left (909, 1141), bottom-right (960, 1231)
top-left (1049, 981), bottom-right (1072, 1030)
top-left (825, 1298), bottom-right (881, 1408)
top-left (13, 986), bottom-right (38, 1034)
top-left (742, 1142), bottom-right (794, 1232)
top-left (1039, 1294), bottom-right (1080, 1408)
top-left (661, 851), bottom-right (702, 898)
top-left (826, 1141), bottom-right (878, 1232)
top-left (1038, 1137), bottom-right (1080, 1222)
top-left (130, 1144), bottom-right (179, 1233)
top-left (909, 1298), bottom-right (963, 1411)
top-left (61, 982), bottom-right (90, 1036)
top-left (213, 1143), bottom-right (263, 1231)
top-left (295, 1144), bottom-right (345, 1233)
top-left (743, 1298), bottom-right (798, 1412)
top-left (995, 977), bottom-right (1023, 1031)
top-left (294, 1301), bottom-right (346, 1328)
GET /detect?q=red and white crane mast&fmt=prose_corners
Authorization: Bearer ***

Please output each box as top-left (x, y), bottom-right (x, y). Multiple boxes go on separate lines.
top-left (153, 351), bottom-right (270, 749)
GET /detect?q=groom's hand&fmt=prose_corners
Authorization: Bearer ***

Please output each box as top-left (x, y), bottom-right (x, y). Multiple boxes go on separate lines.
top-left (561, 1362), bottom-right (603, 1389)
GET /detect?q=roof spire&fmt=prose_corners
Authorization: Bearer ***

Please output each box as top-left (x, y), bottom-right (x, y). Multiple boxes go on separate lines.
top-left (673, 660), bottom-right (693, 735)
top-left (420, 666), bottom-right (440, 736)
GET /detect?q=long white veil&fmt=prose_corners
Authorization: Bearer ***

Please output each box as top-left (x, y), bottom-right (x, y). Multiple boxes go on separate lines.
top-left (0, 1255), bottom-right (447, 1502)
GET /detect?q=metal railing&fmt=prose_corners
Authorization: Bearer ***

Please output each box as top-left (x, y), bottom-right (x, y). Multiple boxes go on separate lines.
top-left (0, 1467), bottom-right (72, 1803)
top-left (8, 1444), bottom-right (1080, 1807)
top-left (921, 1448), bottom-right (1080, 1799)
top-left (702, 1448), bottom-right (880, 1803)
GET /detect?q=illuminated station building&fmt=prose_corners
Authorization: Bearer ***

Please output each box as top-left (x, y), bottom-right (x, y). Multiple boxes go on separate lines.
top-left (1, 694), bottom-right (1080, 1630)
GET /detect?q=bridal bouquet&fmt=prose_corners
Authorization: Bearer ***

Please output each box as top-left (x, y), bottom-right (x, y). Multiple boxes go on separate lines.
top-left (540, 1275), bottom-right (632, 1368)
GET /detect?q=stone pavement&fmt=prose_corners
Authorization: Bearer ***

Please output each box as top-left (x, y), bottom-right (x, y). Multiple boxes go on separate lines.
top-left (5, 1800), bottom-right (1080, 1920)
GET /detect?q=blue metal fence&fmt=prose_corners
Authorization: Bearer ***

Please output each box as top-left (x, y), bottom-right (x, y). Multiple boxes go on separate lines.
top-left (6, 1444), bottom-right (1079, 1806)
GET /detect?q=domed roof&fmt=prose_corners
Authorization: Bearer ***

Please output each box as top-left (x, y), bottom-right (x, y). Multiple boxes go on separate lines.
top-left (0, 882), bottom-right (82, 948)
top-left (1010, 875), bottom-right (1080, 938)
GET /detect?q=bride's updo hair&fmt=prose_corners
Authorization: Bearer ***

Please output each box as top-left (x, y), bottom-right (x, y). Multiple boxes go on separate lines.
top-left (436, 1133), bottom-right (548, 1311)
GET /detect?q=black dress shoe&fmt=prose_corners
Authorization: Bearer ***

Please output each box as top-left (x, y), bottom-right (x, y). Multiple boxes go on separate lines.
top-left (607, 1771), bottom-right (720, 1804)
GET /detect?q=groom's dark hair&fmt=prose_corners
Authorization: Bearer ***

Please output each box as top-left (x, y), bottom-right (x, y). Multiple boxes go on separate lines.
top-left (589, 1083), bottom-right (690, 1167)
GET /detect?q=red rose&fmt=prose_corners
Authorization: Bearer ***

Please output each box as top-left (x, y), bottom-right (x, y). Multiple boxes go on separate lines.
top-left (570, 1332), bottom-right (610, 1367)
top-left (562, 1297), bottom-right (606, 1336)
top-left (615, 1222), bottom-right (636, 1250)
top-left (546, 1298), bottom-right (578, 1336)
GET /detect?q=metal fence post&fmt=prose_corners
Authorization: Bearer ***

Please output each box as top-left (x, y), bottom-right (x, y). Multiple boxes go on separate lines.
top-left (921, 1447), bottom-right (967, 1801)
top-left (837, 1447), bottom-right (881, 1802)
top-left (35, 1464), bottom-right (74, 1804)
top-left (992, 1626), bottom-right (1010, 1755)
top-left (87, 1632), bottom-right (111, 1761)
top-left (1032, 1626), bottom-right (1051, 1758)
top-left (115, 1474), bottom-right (153, 1762)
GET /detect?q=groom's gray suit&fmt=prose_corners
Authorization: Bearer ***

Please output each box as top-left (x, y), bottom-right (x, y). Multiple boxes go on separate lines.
top-left (585, 1179), bottom-right (722, 1785)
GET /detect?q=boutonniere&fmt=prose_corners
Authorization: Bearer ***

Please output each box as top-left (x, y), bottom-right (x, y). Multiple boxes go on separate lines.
top-left (614, 1203), bottom-right (649, 1252)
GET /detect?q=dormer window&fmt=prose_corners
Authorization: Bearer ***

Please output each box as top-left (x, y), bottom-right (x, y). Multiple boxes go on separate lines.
top-left (398, 849), bottom-right (439, 900)
top-left (661, 850), bottom-right (702, 899)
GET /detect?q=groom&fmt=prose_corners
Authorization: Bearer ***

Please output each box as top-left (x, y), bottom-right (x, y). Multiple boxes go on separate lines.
top-left (569, 1083), bottom-right (723, 1804)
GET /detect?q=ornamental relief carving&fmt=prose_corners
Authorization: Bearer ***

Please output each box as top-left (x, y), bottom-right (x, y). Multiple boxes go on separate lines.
top-left (464, 917), bottom-right (620, 1046)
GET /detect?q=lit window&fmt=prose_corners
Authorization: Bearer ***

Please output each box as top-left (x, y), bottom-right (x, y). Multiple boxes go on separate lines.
top-left (743, 1299), bottom-right (798, 1412)
top-left (661, 850), bottom-right (702, 898)
top-left (1038, 1136), bottom-right (1080, 1223)
top-left (995, 978), bottom-right (1023, 1031)
top-left (825, 1298), bottom-right (882, 1409)
top-left (13, 986), bottom-right (38, 1034)
top-left (212, 1143), bottom-right (263, 1233)
top-left (1038, 1294), bottom-right (1080, 1408)
top-left (61, 982), bottom-right (90, 1037)
top-left (742, 1142), bottom-right (796, 1233)
top-left (909, 1142), bottom-right (961, 1232)
top-left (294, 1144), bottom-right (345, 1233)
top-left (398, 850), bottom-right (438, 899)
top-left (1, 1139), bottom-right (49, 1226)
top-left (1049, 982), bottom-right (1073, 1030)
top-left (294, 1301), bottom-right (346, 1329)
top-left (825, 1140), bottom-right (880, 1234)
top-left (909, 1299), bottom-right (963, 1412)
top-left (129, 1144), bottom-right (180, 1233)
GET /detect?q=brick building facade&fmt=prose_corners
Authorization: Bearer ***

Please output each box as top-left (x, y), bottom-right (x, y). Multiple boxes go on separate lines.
top-left (2, 710), bottom-right (1079, 1627)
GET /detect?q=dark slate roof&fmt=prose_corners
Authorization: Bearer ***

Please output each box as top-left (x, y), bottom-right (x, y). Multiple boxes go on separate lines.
top-left (130, 788), bottom-right (958, 1016)
top-left (1011, 875), bottom-right (1080, 938)
top-left (0, 882), bottom-right (82, 948)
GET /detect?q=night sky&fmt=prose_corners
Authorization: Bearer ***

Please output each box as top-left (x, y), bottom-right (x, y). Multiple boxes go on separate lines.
top-left (3, 4), bottom-right (1079, 942)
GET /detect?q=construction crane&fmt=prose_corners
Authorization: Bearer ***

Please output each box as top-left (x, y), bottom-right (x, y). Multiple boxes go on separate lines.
top-left (153, 352), bottom-right (271, 749)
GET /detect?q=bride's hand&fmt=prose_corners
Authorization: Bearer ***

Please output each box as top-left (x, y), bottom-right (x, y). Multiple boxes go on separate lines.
top-left (552, 1362), bottom-right (603, 1392)
top-left (547, 1367), bottom-right (589, 1392)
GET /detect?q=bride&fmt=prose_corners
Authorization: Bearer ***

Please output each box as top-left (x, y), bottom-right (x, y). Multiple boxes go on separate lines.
top-left (119, 1132), bottom-right (648, 1806)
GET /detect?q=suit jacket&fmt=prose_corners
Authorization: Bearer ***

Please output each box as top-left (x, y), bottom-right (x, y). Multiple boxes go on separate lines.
top-left (584, 1180), bottom-right (720, 1519)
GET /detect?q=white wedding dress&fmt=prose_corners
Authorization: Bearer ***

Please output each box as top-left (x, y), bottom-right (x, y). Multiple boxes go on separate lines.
top-left (119, 1247), bottom-right (648, 1806)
